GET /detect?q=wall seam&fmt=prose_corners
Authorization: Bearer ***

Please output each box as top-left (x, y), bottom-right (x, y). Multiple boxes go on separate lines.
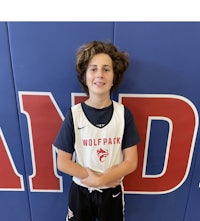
top-left (5, 22), bottom-right (33, 221)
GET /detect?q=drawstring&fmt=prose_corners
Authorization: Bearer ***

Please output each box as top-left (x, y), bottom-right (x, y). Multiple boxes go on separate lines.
top-left (88, 187), bottom-right (103, 193)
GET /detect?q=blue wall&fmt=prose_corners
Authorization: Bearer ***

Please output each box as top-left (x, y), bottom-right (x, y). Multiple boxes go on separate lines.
top-left (0, 22), bottom-right (200, 221)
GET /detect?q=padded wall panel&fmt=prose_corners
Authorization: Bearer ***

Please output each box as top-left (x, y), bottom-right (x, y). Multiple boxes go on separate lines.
top-left (7, 22), bottom-right (114, 221)
top-left (114, 22), bottom-right (200, 221)
top-left (0, 22), bottom-right (31, 221)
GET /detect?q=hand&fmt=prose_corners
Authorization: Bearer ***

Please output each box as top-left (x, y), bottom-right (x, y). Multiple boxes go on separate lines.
top-left (80, 168), bottom-right (101, 188)
top-left (81, 168), bottom-right (122, 188)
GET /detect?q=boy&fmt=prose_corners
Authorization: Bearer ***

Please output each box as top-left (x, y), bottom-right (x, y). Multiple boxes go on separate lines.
top-left (54, 41), bottom-right (140, 221)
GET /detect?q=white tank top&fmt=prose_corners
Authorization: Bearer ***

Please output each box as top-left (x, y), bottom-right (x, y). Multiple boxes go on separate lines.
top-left (71, 101), bottom-right (125, 188)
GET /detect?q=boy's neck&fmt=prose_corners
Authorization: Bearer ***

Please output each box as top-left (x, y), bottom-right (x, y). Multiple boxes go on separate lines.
top-left (85, 96), bottom-right (112, 109)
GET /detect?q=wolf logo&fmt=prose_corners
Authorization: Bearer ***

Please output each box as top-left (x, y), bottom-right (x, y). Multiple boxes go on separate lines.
top-left (97, 148), bottom-right (109, 162)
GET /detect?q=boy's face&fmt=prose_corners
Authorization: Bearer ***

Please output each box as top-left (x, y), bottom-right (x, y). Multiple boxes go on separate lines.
top-left (85, 53), bottom-right (114, 97)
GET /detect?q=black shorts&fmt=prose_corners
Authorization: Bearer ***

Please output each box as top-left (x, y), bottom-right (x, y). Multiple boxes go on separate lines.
top-left (66, 181), bottom-right (125, 221)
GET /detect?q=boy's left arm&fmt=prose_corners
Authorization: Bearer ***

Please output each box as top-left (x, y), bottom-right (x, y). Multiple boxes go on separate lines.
top-left (81, 145), bottom-right (138, 188)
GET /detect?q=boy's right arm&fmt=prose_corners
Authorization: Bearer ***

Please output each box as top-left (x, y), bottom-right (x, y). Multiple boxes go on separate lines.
top-left (57, 149), bottom-right (88, 179)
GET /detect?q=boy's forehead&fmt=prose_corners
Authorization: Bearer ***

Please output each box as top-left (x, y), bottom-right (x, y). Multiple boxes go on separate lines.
top-left (89, 53), bottom-right (112, 65)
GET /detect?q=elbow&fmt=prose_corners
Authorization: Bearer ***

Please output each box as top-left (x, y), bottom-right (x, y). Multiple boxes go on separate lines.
top-left (124, 145), bottom-right (138, 174)
top-left (57, 160), bottom-right (63, 172)
top-left (132, 161), bottom-right (138, 172)
top-left (56, 149), bottom-right (73, 175)
top-left (57, 157), bottom-right (66, 173)
top-left (129, 158), bottom-right (138, 174)
top-left (131, 148), bottom-right (138, 173)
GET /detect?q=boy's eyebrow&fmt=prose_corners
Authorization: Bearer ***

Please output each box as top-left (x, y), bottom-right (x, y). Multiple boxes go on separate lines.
top-left (89, 64), bottom-right (112, 67)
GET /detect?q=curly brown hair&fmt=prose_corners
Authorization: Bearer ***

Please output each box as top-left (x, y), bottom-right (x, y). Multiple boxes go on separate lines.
top-left (76, 41), bottom-right (129, 95)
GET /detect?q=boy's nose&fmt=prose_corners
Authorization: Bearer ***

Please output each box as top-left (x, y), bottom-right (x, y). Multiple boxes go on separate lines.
top-left (96, 69), bottom-right (103, 77)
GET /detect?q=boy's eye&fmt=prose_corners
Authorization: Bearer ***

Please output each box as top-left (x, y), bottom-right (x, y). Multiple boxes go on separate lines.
top-left (89, 67), bottom-right (96, 72)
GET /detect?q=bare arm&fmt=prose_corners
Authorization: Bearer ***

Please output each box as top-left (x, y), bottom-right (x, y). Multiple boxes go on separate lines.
top-left (81, 145), bottom-right (138, 188)
top-left (57, 149), bottom-right (88, 179)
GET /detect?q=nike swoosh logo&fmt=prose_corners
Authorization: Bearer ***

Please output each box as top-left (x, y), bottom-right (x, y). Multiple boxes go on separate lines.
top-left (78, 126), bottom-right (86, 130)
top-left (112, 192), bottom-right (121, 198)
